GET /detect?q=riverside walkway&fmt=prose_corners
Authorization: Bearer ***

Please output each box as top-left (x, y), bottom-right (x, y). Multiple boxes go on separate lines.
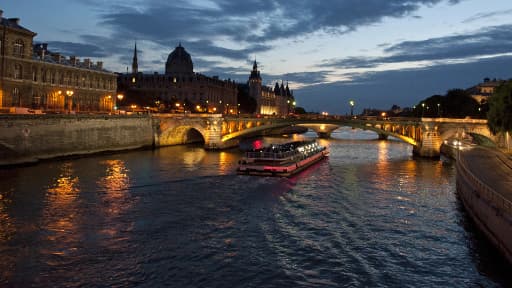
top-left (457, 147), bottom-right (512, 263)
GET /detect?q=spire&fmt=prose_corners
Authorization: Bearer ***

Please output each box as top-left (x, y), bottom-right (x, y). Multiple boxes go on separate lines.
top-left (252, 58), bottom-right (258, 71)
top-left (132, 42), bottom-right (138, 74)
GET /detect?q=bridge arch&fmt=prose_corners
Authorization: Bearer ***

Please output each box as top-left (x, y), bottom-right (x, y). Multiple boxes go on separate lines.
top-left (159, 125), bottom-right (206, 146)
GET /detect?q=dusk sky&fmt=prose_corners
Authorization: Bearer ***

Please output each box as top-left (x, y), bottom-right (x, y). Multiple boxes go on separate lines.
top-left (4, 0), bottom-right (512, 114)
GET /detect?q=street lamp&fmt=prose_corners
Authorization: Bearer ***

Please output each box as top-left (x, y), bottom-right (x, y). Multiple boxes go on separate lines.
top-left (66, 90), bottom-right (74, 113)
top-left (437, 103), bottom-right (441, 117)
top-left (349, 100), bottom-right (355, 117)
top-left (421, 102), bottom-right (425, 118)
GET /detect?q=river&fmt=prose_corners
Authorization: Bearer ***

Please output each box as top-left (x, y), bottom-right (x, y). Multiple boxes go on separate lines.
top-left (0, 128), bottom-right (510, 287)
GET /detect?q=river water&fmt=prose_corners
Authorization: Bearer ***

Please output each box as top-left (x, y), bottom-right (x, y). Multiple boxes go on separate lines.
top-left (0, 128), bottom-right (510, 287)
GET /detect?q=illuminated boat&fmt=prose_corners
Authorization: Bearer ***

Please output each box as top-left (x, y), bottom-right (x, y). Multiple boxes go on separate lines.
top-left (237, 140), bottom-right (329, 177)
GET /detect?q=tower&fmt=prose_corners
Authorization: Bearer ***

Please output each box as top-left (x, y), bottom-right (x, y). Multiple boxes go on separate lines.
top-left (132, 42), bottom-right (138, 74)
top-left (248, 60), bottom-right (262, 108)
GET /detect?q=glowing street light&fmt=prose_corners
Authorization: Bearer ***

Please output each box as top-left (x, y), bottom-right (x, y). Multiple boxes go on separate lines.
top-left (66, 90), bottom-right (74, 113)
top-left (349, 100), bottom-right (355, 117)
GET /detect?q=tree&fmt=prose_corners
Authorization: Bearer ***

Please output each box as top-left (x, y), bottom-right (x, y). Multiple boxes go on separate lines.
top-left (487, 81), bottom-right (512, 134)
top-left (443, 89), bottom-right (480, 118)
top-left (294, 107), bottom-right (306, 114)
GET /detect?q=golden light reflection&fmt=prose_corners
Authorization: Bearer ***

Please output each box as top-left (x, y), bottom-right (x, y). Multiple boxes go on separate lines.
top-left (183, 149), bottom-right (206, 170)
top-left (378, 141), bottom-right (388, 163)
top-left (98, 160), bottom-right (130, 193)
top-left (96, 160), bottom-right (134, 237)
top-left (47, 163), bottom-right (80, 204)
top-left (97, 160), bottom-right (131, 215)
top-left (42, 162), bottom-right (81, 254)
top-left (218, 151), bottom-right (237, 174)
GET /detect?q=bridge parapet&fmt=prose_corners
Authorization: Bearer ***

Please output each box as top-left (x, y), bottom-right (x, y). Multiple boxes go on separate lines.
top-left (152, 114), bottom-right (494, 157)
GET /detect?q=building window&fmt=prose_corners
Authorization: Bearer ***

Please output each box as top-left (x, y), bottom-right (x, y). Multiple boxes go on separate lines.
top-left (14, 64), bottom-right (22, 79)
top-left (12, 88), bottom-right (20, 106)
top-left (13, 39), bottom-right (24, 57)
top-left (32, 70), bottom-right (37, 82)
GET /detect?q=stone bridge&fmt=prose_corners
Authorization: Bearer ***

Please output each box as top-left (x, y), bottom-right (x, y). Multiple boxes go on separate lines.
top-left (152, 114), bottom-right (494, 157)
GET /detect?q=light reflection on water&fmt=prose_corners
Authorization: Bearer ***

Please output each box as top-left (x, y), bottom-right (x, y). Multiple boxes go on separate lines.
top-left (0, 129), bottom-right (510, 287)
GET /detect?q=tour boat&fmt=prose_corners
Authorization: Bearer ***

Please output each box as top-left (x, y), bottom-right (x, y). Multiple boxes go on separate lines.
top-left (237, 140), bottom-right (329, 177)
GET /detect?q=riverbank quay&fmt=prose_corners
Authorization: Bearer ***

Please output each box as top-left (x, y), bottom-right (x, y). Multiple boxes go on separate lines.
top-left (456, 147), bottom-right (512, 263)
top-left (0, 114), bottom-right (154, 166)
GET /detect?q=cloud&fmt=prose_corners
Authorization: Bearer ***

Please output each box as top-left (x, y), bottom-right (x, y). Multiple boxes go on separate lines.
top-left (462, 8), bottom-right (512, 23)
top-left (43, 41), bottom-right (108, 58)
top-left (88, 0), bottom-right (462, 61)
top-left (297, 55), bottom-right (512, 114)
top-left (322, 24), bottom-right (512, 69)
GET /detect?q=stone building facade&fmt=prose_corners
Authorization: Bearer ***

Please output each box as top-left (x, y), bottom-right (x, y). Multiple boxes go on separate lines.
top-left (467, 78), bottom-right (506, 105)
top-left (248, 60), bottom-right (294, 116)
top-left (0, 10), bottom-right (117, 113)
top-left (117, 43), bottom-right (238, 114)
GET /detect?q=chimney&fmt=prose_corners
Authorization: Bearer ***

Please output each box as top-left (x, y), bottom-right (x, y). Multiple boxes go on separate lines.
top-left (84, 58), bottom-right (91, 68)
top-left (96, 61), bottom-right (103, 70)
top-left (8, 18), bottom-right (20, 25)
top-left (70, 56), bottom-right (77, 66)
top-left (0, 10), bottom-right (4, 18)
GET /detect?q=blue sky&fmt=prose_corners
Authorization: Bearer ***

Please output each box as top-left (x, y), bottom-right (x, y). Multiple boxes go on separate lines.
top-left (3, 0), bottom-right (512, 114)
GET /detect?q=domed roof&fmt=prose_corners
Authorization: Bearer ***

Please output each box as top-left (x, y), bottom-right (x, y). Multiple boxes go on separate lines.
top-left (165, 43), bottom-right (194, 74)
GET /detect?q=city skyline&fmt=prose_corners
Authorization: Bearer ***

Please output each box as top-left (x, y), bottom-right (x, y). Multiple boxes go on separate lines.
top-left (3, 0), bottom-right (512, 114)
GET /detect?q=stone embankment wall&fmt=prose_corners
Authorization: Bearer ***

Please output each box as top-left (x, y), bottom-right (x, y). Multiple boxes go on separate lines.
top-left (0, 115), bottom-right (154, 166)
top-left (456, 152), bottom-right (512, 263)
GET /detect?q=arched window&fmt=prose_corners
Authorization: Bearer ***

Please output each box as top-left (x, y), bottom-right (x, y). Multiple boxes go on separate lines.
top-left (13, 39), bottom-right (24, 57)
top-left (14, 64), bottom-right (22, 79)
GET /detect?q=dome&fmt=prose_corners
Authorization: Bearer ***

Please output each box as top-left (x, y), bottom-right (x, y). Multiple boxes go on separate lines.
top-left (165, 43), bottom-right (193, 74)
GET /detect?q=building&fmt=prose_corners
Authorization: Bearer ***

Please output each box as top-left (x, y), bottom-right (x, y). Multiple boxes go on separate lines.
top-left (247, 60), bottom-right (294, 116)
top-left (0, 10), bottom-right (117, 113)
top-left (117, 43), bottom-right (238, 114)
top-left (467, 78), bottom-right (506, 105)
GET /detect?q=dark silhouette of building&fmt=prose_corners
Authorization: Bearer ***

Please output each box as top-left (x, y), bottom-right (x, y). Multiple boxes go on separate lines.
top-left (117, 43), bottom-right (238, 114)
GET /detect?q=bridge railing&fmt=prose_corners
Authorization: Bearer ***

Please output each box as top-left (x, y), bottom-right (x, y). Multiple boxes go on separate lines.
top-left (245, 150), bottom-right (297, 160)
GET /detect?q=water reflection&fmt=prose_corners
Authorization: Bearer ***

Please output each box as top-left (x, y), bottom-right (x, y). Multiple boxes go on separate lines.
top-left (46, 162), bottom-right (80, 204)
top-left (183, 149), bottom-right (206, 171)
top-left (97, 159), bottom-right (132, 213)
top-left (218, 151), bottom-right (237, 174)
top-left (42, 162), bottom-right (81, 258)
top-left (96, 159), bottom-right (134, 240)
top-left (0, 188), bottom-right (14, 242)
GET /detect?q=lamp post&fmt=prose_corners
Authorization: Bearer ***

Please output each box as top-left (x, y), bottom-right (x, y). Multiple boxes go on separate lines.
top-left (437, 103), bottom-right (440, 117)
top-left (421, 102), bottom-right (425, 118)
top-left (107, 95), bottom-right (112, 113)
top-left (349, 100), bottom-right (355, 117)
top-left (66, 90), bottom-right (74, 113)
